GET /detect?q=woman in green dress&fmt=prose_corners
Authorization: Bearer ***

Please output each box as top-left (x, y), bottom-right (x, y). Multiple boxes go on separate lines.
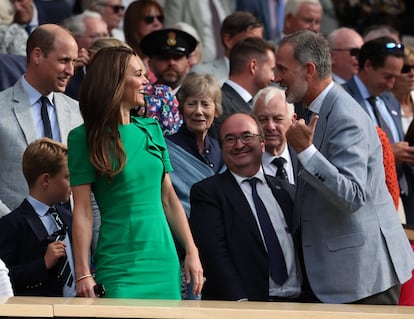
top-left (67, 47), bottom-right (203, 299)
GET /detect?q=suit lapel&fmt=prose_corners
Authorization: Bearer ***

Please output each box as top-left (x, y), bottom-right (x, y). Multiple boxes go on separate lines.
top-left (55, 94), bottom-right (72, 144)
top-left (312, 85), bottom-right (340, 149)
top-left (222, 83), bottom-right (250, 112)
top-left (288, 145), bottom-right (298, 183)
top-left (381, 92), bottom-right (404, 140)
top-left (20, 199), bottom-right (49, 243)
top-left (12, 81), bottom-right (37, 145)
top-left (222, 170), bottom-right (264, 247)
top-left (264, 175), bottom-right (294, 232)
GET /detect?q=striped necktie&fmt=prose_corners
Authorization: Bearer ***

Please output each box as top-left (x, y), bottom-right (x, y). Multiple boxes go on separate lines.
top-left (48, 207), bottom-right (73, 287)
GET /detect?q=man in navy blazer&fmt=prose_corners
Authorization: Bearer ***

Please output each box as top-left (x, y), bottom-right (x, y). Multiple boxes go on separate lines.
top-left (276, 30), bottom-right (414, 304)
top-left (253, 86), bottom-right (298, 184)
top-left (342, 36), bottom-right (414, 224)
top-left (190, 113), bottom-right (303, 301)
top-left (0, 138), bottom-right (74, 297)
top-left (209, 37), bottom-right (276, 138)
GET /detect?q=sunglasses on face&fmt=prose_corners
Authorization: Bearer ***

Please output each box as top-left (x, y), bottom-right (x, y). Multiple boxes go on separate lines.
top-left (401, 64), bottom-right (414, 73)
top-left (331, 48), bottom-right (360, 57)
top-left (102, 4), bottom-right (125, 13)
top-left (144, 15), bottom-right (164, 24)
top-left (385, 42), bottom-right (404, 53)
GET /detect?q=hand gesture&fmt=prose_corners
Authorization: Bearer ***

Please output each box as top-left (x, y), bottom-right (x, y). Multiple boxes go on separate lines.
top-left (286, 115), bottom-right (319, 153)
top-left (44, 240), bottom-right (66, 269)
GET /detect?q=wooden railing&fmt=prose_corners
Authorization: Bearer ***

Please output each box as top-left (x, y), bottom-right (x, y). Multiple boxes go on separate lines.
top-left (1, 296), bottom-right (414, 318)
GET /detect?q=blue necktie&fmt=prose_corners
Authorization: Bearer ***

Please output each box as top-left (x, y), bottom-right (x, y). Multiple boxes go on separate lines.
top-left (40, 96), bottom-right (53, 139)
top-left (246, 178), bottom-right (288, 285)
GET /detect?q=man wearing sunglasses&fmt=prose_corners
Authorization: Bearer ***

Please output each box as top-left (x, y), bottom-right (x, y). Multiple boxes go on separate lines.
top-left (343, 36), bottom-right (414, 224)
top-left (327, 27), bottom-right (364, 85)
top-left (88, 0), bottom-right (125, 40)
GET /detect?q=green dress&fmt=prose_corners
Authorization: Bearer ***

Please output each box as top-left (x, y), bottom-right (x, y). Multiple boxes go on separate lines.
top-left (68, 117), bottom-right (180, 299)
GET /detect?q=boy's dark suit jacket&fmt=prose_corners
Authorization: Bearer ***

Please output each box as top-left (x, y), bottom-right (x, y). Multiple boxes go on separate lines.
top-left (0, 199), bottom-right (72, 296)
top-left (190, 170), bottom-right (303, 301)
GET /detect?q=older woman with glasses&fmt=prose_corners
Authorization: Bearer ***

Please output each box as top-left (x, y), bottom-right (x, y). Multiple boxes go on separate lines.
top-left (123, 0), bottom-right (164, 83)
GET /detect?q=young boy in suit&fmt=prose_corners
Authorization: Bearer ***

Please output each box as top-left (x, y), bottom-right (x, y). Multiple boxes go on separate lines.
top-left (0, 138), bottom-right (75, 296)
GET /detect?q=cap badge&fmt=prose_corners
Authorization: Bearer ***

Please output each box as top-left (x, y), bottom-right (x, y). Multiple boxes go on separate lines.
top-left (166, 32), bottom-right (177, 47)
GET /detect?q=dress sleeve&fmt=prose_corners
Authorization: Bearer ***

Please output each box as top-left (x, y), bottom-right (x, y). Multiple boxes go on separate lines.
top-left (67, 125), bottom-right (97, 186)
top-left (135, 117), bottom-right (173, 173)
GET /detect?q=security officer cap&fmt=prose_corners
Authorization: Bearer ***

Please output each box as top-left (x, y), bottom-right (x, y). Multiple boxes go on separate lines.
top-left (140, 28), bottom-right (197, 58)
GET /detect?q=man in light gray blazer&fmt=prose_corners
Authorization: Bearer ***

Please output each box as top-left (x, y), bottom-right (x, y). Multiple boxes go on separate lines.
top-left (275, 30), bottom-right (414, 304)
top-left (0, 24), bottom-right (83, 216)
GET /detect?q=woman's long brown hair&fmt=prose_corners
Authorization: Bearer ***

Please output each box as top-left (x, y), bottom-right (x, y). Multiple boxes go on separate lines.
top-left (79, 46), bottom-right (137, 179)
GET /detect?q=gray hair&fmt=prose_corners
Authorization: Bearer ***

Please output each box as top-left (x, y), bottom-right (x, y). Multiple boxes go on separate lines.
top-left (252, 86), bottom-right (295, 117)
top-left (0, 0), bottom-right (14, 25)
top-left (284, 0), bottom-right (321, 16)
top-left (279, 30), bottom-right (331, 79)
top-left (62, 10), bottom-right (102, 37)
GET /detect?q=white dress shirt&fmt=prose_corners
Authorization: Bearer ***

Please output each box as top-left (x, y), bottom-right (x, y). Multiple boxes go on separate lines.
top-left (21, 76), bottom-right (62, 142)
top-left (231, 168), bottom-right (301, 297)
top-left (262, 146), bottom-right (295, 184)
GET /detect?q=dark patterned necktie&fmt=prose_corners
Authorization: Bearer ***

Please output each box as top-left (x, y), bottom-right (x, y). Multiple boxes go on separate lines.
top-left (272, 157), bottom-right (289, 181)
top-left (40, 96), bottom-right (53, 139)
top-left (246, 178), bottom-right (288, 285)
top-left (48, 207), bottom-right (73, 287)
top-left (367, 96), bottom-right (394, 143)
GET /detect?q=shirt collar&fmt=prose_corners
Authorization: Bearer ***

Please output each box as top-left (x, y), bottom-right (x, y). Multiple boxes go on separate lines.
top-left (225, 79), bottom-right (252, 103)
top-left (231, 167), bottom-right (265, 186)
top-left (21, 75), bottom-right (54, 107)
top-left (27, 195), bottom-right (50, 217)
top-left (354, 75), bottom-right (372, 100)
top-left (308, 81), bottom-right (334, 114)
top-left (262, 144), bottom-right (291, 167)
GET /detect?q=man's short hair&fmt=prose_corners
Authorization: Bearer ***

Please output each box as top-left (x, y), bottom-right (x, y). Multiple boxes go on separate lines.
top-left (279, 30), bottom-right (331, 79)
top-left (358, 36), bottom-right (404, 70)
top-left (220, 11), bottom-right (263, 43)
top-left (229, 37), bottom-right (275, 75)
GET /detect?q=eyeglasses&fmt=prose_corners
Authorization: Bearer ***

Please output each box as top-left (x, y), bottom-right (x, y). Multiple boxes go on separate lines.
top-left (331, 48), bottom-right (360, 57)
top-left (401, 64), bottom-right (414, 73)
top-left (385, 42), bottom-right (404, 53)
top-left (102, 4), bottom-right (125, 13)
top-left (222, 133), bottom-right (262, 146)
top-left (144, 15), bottom-right (164, 24)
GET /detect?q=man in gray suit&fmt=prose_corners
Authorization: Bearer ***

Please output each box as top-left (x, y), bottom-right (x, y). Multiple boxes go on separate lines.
top-left (342, 36), bottom-right (414, 224)
top-left (275, 30), bottom-right (414, 304)
top-left (0, 24), bottom-right (83, 216)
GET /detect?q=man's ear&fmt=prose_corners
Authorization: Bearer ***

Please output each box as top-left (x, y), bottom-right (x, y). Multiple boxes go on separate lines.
top-left (249, 59), bottom-right (258, 75)
top-left (304, 62), bottom-right (317, 79)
